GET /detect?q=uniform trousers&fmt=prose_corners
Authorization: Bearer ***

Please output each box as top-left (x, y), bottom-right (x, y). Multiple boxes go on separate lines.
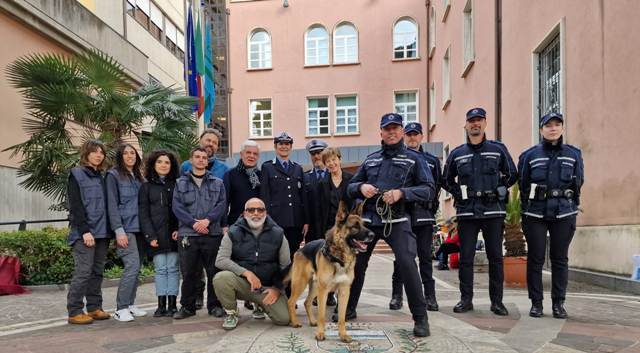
top-left (391, 225), bottom-right (436, 299)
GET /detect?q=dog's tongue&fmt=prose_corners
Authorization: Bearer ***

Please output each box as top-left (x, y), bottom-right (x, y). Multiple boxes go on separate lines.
top-left (354, 240), bottom-right (367, 250)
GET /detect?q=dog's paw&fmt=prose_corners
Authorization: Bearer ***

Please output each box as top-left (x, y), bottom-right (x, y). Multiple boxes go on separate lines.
top-left (309, 320), bottom-right (317, 327)
top-left (340, 334), bottom-right (352, 343)
top-left (290, 322), bottom-right (302, 328)
top-left (315, 332), bottom-right (326, 341)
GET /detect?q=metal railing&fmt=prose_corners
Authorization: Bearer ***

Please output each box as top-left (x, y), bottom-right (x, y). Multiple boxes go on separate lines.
top-left (0, 218), bottom-right (69, 231)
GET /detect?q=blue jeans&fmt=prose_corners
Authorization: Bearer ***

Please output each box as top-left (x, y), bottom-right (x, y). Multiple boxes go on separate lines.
top-left (153, 252), bottom-right (180, 296)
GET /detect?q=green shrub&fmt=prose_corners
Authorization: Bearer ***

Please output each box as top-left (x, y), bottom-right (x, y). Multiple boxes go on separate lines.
top-left (0, 227), bottom-right (132, 285)
top-left (105, 264), bottom-right (155, 280)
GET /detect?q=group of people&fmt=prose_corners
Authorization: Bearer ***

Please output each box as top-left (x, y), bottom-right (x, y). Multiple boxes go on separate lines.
top-left (65, 108), bottom-right (584, 338)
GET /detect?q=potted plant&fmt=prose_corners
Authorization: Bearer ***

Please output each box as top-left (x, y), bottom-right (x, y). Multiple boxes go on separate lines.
top-left (503, 184), bottom-right (527, 288)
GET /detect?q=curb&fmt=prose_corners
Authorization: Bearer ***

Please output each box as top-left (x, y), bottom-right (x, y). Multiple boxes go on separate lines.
top-left (24, 275), bottom-right (155, 292)
top-left (569, 268), bottom-right (640, 295)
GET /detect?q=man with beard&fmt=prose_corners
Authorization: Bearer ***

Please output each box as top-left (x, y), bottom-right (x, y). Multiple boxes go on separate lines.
top-left (180, 128), bottom-right (229, 310)
top-left (213, 198), bottom-right (291, 330)
top-left (442, 107), bottom-right (517, 316)
top-left (342, 113), bottom-right (435, 337)
top-left (389, 122), bottom-right (441, 313)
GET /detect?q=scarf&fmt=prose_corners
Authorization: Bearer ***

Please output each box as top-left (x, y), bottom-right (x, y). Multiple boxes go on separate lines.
top-left (237, 160), bottom-right (260, 189)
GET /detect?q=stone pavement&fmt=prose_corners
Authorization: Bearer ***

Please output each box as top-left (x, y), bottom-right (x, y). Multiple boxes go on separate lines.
top-left (0, 254), bottom-right (639, 353)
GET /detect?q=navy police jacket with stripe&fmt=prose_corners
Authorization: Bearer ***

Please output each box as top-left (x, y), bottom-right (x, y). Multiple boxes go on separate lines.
top-left (517, 138), bottom-right (584, 220)
top-left (442, 137), bottom-right (517, 219)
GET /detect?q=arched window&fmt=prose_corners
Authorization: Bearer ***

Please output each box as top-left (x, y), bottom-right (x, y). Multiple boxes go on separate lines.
top-left (305, 25), bottom-right (329, 65)
top-left (248, 29), bottom-right (272, 69)
top-left (393, 18), bottom-right (418, 59)
top-left (333, 22), bottom-right (358, 64)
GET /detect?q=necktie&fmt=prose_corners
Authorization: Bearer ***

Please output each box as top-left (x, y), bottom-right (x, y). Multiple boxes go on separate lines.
top-left (283, 161), bottom-right (289, 171)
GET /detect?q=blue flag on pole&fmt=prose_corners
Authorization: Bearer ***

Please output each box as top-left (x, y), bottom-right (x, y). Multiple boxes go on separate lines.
top-left (186, 4), bottom-right (198, 110)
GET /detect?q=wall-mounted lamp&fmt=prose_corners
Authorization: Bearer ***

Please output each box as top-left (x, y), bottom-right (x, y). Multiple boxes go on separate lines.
top-left (283, 0), bottom-right (289, 7)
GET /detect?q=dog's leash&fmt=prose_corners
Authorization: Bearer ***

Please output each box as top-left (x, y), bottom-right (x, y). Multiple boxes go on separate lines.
top-left (361, 190), bottom-right (395, 238)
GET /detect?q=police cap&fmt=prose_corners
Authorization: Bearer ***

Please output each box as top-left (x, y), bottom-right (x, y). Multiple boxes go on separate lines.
top-left (466, 107), bottom-right (487, 121)
top-left (306, 139), bottom-right (328, 153)
top-left (273, 132), bottom-right (293, 144)
top-left (380, 113), bottom-right (404, 128)
top-left (404, 122), bottom-right (423, 134)
top-left (539, 112), bottom-right (564, 127)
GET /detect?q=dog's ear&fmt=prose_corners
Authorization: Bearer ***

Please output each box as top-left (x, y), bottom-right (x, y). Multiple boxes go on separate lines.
top-left (352, 201), bottom-right (364, 216)
top-left (335, 200), bottom-right (348, 224)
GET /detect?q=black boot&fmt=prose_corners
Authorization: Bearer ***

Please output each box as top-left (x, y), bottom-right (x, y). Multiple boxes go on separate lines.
top-left (426, 295), bottom-right (439, 312)
top-left (490, 301), bottom-right (509, 316)
top-left (166, 295), bottom-right (178, 317)
top-left (326, 292), bottom-right (337, 306)
top-left (413, 316), bottom-right (430, 337)
top-left (154, 296), bottom-right (167, 317)
top-left (332, 308), bottom-right (357, 322)
top-left (453, 299), bottom-right (473, 313)
top-left (389, 295), bottom-right (403, 310)
top-left (529, 300), bottom-right (543, 318)
top-left (552, 300), bottom-right (568, 319)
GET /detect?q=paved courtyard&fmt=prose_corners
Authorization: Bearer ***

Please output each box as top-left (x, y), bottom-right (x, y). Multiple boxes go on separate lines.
top-left (1, 254), bottom-right (639, 353)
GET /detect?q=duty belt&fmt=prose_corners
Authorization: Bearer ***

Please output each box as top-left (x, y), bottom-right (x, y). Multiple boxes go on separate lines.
top-left (547, 189), bottom-right (574, 199)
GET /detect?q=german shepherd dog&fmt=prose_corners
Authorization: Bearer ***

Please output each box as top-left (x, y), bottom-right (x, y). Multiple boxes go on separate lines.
top-left (286, 201), bottom-right (375, 342)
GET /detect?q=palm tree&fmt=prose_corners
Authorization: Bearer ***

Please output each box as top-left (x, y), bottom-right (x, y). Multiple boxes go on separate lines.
top-left (504, 184), bottom-right (527, 257)
top-left (4, 49), bottom-right (197, 210)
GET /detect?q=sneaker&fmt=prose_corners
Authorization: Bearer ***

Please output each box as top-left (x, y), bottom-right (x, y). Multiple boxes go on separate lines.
top-left (128, 305), bottom-right (148, 317)
top-left (252, 306), bottom-right (266, 320)
top-left (222, 311), bottom-right (239, 330)
top-left (68, 313), bottom-right (93, 325)
top-left (87, 309), bottom-right (110, 320)
top-left (113, 308), bottom-right (135, 322)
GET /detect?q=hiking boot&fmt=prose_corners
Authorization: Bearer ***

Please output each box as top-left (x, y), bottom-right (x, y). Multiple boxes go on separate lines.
top-left (68, 313), bottom-right (93, 325)
top-left (166, 295), bottom-right (178, 317)
top-left (413, 317), bottom-right (430, 337)
top-left (222, 311), bottom-right (239, 330)
top-left (87, 309), bottom-right (110, 320)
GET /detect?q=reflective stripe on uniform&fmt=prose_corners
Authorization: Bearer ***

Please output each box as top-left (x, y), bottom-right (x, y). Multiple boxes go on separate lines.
top-left (557, 211), bottom-right (579, 219)
top-left (529, 157), bottom-right (549, 164)
top-left (454, 154), bottom-right (474, 161)
top-left (523, 212), bottom-right (544, 218)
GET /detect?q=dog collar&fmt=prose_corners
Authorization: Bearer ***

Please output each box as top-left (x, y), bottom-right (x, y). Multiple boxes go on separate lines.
top-left (321, 243), bottom-right (345, 267)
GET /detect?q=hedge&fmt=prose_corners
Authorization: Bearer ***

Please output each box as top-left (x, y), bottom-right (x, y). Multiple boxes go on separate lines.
top-left (0, 227), bottom-right (133, 285)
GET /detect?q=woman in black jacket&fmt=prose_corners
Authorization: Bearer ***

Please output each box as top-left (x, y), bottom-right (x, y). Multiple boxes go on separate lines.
top-left (138, 150), bottom-right (180, 317)
top-left (319, 147), bottom-right (354, 236)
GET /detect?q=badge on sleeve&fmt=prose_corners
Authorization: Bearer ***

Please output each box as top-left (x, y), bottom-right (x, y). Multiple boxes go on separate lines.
top-left (298, 181), bottom-right (302, 189)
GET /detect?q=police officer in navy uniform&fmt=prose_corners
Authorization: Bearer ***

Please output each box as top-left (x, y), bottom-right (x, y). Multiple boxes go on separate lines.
top-left (343, 113), bottom-right (435, 337)
top-left (260, 132), bottom-right (310, 261)
top-left (389, 122), bottom-right (442, 312)
top-left (442, 107), bottom-right (517, 316)
top-left (518, 112), bottom-right (584, 319)
top-left (304, 139), bottom-right (329, 243)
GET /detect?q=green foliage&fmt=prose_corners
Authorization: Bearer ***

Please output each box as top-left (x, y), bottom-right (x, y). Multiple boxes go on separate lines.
top-left (0, 227), bottom-right (126, 285)
top-left (4, 49), bottom-right (197, 210)
top-left (276, 332), bottom-right (310, 353)
top-left (505, 184), bottom-right (521, 226)
top-left (104, 263), bottom-right (155, 281)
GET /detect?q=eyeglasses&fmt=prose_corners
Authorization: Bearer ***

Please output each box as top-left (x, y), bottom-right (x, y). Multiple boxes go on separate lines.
top-left (245, 207), bottom-right (266, 214)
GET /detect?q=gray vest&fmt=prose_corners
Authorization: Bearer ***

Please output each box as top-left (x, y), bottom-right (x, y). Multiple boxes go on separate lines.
top-left (229, 218), bottom-right (283, 286)
top-left (107, 169), bottom-right (141, 232)
top-left (68, 167), bottom-right (108, 243)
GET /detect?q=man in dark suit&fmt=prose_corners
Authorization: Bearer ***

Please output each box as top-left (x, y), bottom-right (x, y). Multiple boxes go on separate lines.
top-left (260, 132), bottom-right (309, 262)
top-left (303, 139), bottom-right (328, 243)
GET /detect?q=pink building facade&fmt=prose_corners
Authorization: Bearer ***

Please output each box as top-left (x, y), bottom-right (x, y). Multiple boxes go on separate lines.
top-left (428, 0), bottom-right (640, 276)
top-left (226, 0), bottom-right (429, 155)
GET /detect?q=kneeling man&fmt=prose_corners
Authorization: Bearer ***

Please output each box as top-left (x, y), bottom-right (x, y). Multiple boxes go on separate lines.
top-left (213, 198), bottom-right (291, 330)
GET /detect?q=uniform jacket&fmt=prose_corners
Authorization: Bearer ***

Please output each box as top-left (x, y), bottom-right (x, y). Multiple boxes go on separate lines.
top-left (517, 137), bottom-right (584, 220)
top-left (304, 168), bottom-right (328, 241)
top-left (411, 147), bottom-right (442, 226)
top-left (105, 169), bottom-right (142, 235)
top-left (67, 167), bottom-right (110, 245)
top-left (260, 159), bottom-right (309, 228)
top-left (138, 177), bottom-right (179, 256)
top-left (442, 136), bottom-right (517, 219)
top-left (347, 141), bottom-right (435, 226)
top-left (172, 171), bottom-right (226, 237)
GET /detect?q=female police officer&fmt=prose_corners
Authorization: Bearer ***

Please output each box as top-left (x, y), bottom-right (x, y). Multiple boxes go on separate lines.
top-left (518, 112), bottom-right (584, 319)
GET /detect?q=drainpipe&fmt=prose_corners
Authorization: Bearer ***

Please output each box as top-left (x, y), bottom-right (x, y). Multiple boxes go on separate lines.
top-left (425, 0), bottom-right (431, 142)
top-left (495, 0), bottom-right (502, 141)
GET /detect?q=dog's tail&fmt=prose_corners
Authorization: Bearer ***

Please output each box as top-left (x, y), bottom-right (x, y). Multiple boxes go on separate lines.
top-left (279, 264), bottom-right (293, 286)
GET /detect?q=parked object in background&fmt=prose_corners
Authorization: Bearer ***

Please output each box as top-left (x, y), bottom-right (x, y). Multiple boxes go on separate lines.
top-left (0, 256), bottom-right (28, 295)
